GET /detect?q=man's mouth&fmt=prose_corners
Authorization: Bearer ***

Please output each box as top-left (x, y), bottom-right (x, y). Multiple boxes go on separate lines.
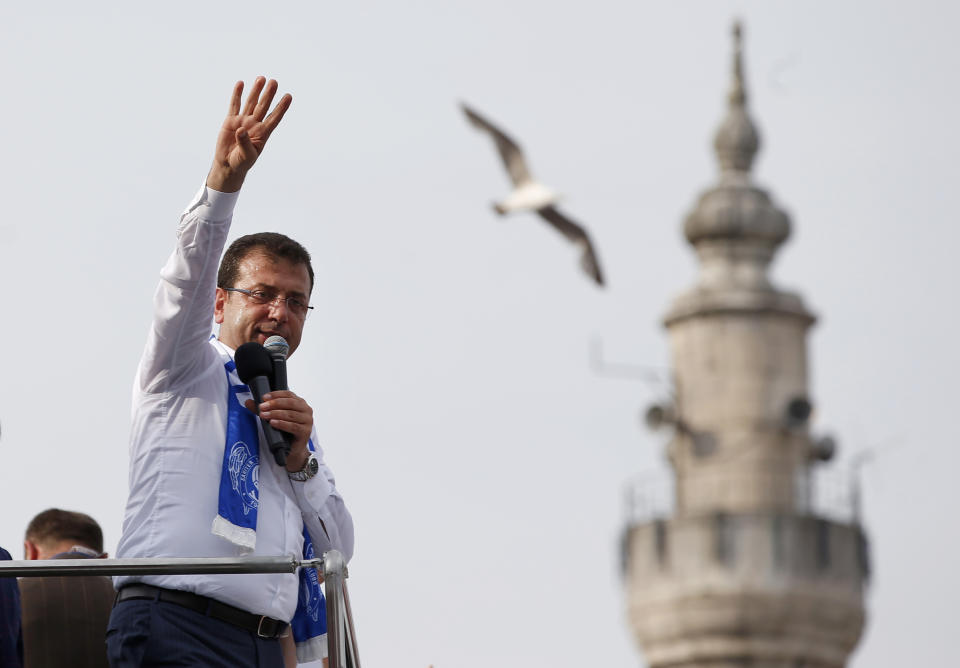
top-left (255, 330), bottom-right (282, 343)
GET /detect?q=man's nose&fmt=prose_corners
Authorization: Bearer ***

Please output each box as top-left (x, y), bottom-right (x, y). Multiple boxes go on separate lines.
top-left (267, 297), bottom-right (290, 321)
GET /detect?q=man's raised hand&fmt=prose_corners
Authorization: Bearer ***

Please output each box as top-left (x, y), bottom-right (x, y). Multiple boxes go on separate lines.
top-left (206, 77), bottom-right (292, 193)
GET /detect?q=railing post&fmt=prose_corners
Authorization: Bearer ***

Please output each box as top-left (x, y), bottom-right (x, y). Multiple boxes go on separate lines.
top-left (324, 550), bottom-right (345, 668)
top-left (323, 549), bottom-right (359, 668)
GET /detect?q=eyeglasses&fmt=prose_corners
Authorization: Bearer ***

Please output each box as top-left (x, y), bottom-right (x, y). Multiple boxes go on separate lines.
top-left (224, 287), bottom-right (314, 319)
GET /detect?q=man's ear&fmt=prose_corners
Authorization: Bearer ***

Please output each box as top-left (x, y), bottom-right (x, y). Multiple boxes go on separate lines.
top-left (214, 287), bottom-right (227, 325)
top-left (24, 540), bottom-right (39, 561)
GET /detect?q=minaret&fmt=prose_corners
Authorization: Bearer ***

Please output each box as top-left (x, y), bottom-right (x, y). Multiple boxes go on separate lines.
top-left (624, 23), bottom-right (868, 667)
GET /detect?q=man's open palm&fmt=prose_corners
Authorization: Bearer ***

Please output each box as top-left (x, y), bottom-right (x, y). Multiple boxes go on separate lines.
top-left (207, 77), bottom-right (292, 192)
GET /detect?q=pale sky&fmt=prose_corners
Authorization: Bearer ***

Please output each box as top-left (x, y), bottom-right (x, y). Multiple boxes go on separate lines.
top-left (1, 2), bottom-right (958, 666)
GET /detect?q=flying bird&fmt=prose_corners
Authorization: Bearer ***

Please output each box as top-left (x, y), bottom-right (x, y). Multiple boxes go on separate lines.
top-left (461, 103), bottom-right (605, 287)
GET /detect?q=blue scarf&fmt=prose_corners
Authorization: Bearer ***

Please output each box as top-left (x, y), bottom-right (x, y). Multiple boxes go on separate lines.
top-left (211, 347), bottom-right (327, 661)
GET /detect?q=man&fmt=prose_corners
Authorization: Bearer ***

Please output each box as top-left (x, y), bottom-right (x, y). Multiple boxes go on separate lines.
top-left (108, 77), bottom-right (354, 668)
top-left (0, 546), bottom-right (23, 668)
top-left (20, 509), bottom-right (114, 668)
top-left (23, 508), bottom-right (109, 561)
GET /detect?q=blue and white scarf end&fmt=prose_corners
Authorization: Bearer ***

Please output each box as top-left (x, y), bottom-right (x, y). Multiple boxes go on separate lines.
top-left (211, 515), bottom-right (257, 554)
top-left (296, 634), bottom-right (328, 663)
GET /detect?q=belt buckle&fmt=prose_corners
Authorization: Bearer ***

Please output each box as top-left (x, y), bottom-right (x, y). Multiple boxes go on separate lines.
top-left (257, 616), bottom-right (274, 639)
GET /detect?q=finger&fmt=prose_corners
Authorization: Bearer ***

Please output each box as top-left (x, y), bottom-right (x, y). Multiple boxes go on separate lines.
top-left (235, 127), bottom-right (257, 159)
top-left (261, 390), bottom-right (296, 401)
top-left (259, 393), bottom-right (310, 415)
top-left (243, 398), bottom-right (259, 415)
top-left (242, 76), bottom-right (266, 117)
top-left (259, 392), bottom-right (295, 408)
top-left (259, 398), bottom-right (310, 417)
top-left (260, 408), bottom-right (311, 426)
top-left (258, 399), bottom-right (311, 421)
top-left (267, 418), bottom-right (311, 440)
top-left (265, 410), bottom-right (310, 430)
top-left (228, 81), bottom-right (244, 116)
top-left (252, 79), bottom-right (279, 122)
top-left (261, 93), bottom-right (293, 135)
top-left (260, 391), bottom-right (303, 405)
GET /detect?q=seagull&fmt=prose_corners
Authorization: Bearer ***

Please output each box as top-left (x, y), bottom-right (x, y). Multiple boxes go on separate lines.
top-left (461, 103), bottom-right (605, 287)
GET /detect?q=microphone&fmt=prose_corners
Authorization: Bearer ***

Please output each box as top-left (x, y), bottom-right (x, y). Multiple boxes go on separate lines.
top-left (234, 342), bottom-right (290, 467)
top-left (263, 335), bottom-right (290, 392)
top-left (263, 336), bottom-right (295, 453)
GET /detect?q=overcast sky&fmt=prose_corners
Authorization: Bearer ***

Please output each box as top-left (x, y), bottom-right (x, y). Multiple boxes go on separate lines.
top-left (1, 1), bottom-right (958, 666)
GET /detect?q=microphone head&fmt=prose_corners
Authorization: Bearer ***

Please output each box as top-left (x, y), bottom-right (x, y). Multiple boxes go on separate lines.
top-left (263, 335), bottom-right (290, 360)
top-left (234, 342), bottom-right (274, 383)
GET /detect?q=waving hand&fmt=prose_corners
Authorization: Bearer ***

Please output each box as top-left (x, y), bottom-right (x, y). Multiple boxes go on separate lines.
top-left (206, 77), bottom-right (292, 193)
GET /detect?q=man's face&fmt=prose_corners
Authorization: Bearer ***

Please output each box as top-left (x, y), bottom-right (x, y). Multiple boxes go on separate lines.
top-left (214, 250), bottom-right (313, 357)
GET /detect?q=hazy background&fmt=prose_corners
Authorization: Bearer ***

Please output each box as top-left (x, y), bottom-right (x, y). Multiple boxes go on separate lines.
top-left (1, 1), bottom-right (957, 666)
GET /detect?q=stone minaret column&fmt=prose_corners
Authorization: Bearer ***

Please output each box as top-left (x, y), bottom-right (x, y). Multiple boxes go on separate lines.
top-left (666, 21), bottom-right (813, 518)
top-left (624, 23), bottom-right (868, 668)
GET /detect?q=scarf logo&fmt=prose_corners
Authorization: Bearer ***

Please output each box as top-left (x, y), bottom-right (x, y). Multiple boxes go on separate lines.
top-left (228, 440), bottom-right (260, 515)
top-left (300, 538), bottom-right (323, 622)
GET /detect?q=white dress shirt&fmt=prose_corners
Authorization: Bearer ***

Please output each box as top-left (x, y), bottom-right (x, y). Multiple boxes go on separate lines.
top-left (115, 185), bottom-right (354, 621)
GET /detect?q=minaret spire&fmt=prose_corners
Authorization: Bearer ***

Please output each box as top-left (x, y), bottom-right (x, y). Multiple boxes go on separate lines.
top-left (681, 21), bottom-right (788, 291)
top-left (729, 20), bottom-right (746, 106)
top-left (714, 20), bottom-right (760, 173)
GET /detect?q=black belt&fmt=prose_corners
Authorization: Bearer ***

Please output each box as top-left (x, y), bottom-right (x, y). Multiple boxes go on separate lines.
top-left (115, 584), bottom-right (289, 639)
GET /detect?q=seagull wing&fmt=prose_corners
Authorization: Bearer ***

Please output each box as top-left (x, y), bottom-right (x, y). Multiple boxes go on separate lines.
top-left (537, 206), bottom-right (606, 286)
top-left (461, 103), bottom-right (532, 186)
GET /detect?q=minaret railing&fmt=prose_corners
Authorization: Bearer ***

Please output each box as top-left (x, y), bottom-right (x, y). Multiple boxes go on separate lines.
top-left (624, 465), bottom-right (862, 526)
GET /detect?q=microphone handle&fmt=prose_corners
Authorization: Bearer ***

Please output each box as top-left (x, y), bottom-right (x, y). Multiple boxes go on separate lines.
top-left (247, 375), bottom-right (291, 467)
top-left (270, 354), bottom-right (288, 392)
top-left (269, 355), bottom-right (295, 450)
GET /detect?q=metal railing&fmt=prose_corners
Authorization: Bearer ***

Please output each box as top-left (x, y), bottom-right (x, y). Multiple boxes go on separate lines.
top-left (0, 550), bottom-right (359, 668)
top-left (624, 465), bottom-right (863, 526)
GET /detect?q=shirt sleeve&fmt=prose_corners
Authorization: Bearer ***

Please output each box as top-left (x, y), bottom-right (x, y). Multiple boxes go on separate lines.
top-left (137, 185), bottom-right (239, 393)
top-left (291, 434), bottom-right (355, 562)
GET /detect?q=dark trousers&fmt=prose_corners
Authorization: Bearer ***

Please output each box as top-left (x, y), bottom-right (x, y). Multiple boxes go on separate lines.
top-left (106, 598), bottom-right (284, 668)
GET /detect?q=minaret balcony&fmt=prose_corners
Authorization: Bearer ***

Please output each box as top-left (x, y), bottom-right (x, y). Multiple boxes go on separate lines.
top-left (621, 473), bottom-right (869, 667)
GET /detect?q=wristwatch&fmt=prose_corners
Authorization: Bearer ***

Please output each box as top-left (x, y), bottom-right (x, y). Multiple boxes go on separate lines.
top-left (288, 452), bottom-right (320, 482)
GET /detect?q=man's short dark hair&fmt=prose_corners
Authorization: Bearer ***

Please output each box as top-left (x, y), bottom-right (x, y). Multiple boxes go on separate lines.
top-left (25, 509), bottom-right (104, 553)
top-left (217, 232), bottom-right (315, 294)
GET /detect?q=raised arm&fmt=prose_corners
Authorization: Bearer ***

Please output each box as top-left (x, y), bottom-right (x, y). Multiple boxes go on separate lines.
top-left (206, 77), bottom-right (292, 193)
top-left (139, 78), bottom-right (293, 392)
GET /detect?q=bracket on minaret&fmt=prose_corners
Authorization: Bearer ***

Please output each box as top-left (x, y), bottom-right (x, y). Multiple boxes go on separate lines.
top-left (644, 402), bottom-right (716, 457)
top-left (780, 396), bottom-right (837, 461)
top-left (783, 396), bottom-right (813, 430)
top-left (810, 435), bottom-right (837, 461)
